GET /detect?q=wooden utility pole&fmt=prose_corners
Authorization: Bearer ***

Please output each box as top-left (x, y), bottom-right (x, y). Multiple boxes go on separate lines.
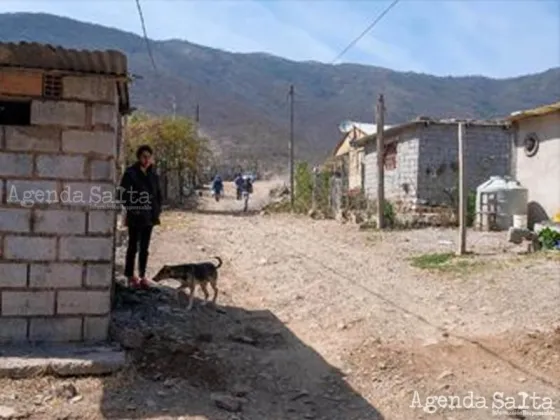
top-left (289, 84), bottom-right (295, 210)
top-left (376, 94), bottom-right (386, 229)
top-left (457, 122), bottom-right (467, 255)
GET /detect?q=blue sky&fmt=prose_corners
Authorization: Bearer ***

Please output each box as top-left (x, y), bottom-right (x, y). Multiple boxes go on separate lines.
top-left (1, 0), bottom-right (559, 78)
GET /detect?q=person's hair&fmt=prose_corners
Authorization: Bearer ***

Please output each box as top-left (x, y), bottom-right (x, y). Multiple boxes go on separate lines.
top-left (136, 145), bottom-right (153, 160)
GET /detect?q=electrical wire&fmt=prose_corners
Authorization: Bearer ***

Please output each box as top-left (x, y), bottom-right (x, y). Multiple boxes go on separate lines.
top-left (134, 0), bottom-right (158, 74)
top-left (330, 0), bottom-right (401, 65)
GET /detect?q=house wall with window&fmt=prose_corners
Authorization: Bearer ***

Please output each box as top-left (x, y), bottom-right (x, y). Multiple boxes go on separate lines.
top-left (363, 122), bottom-right (511, 206)
top-left (363, 127), bottom-right (421, 202)
top-left (0, 42), bottom-right (129, 344)
top-left (511, 109), bottom-right (560, 226)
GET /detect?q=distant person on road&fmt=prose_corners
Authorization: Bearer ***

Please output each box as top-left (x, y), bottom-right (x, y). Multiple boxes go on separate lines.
top-left (119, 145), bottom-right (162, 289)
top-left (234, 173), bottom-right (244, 200)
top-left (242, 175), bottom-right (254, 195)
top-left (212, 174), bottom-right (224, 196)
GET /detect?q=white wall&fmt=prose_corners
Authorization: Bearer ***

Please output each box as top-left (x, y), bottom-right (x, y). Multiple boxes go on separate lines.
top-left (514, 111), bottom-right (560, 225)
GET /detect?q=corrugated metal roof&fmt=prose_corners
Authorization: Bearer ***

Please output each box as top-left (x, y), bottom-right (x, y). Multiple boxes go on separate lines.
top-left (0, 42), bottom-right (130, 113)
top-left (0, 42), bottom-right (128, 76)
top-left (508, 101), bottom-right (560, 122)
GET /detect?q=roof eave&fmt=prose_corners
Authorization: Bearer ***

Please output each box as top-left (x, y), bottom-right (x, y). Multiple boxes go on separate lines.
top-left (507, 102), bottom-right (560, 123)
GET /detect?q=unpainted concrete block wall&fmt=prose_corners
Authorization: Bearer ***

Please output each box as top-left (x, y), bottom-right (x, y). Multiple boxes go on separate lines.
top-left (364, 123), bottom-right (511, 205)
top-left (0, 74), bottom-right (119, 343)
top-left (363, 127), bottom-right (421, 202)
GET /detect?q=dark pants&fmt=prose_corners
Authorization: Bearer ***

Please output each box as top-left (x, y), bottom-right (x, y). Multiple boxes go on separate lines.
top-left (124, 225), bottom-right (153, 278)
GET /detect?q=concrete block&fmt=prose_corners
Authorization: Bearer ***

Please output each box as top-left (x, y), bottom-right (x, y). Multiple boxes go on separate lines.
top-left (0, 69), bottom-right (43, 96)
top-left (0, 208), bottom-right (31, 233)
top-left (0, 345), bottom-right (125, 378)
top-left (0, 263), bottom-right (27, 288)
top-left (29, 317), bottom-right (82, 342)
top-left (34, 209), bottom-right (86, 235)
top-left (84, 316), bottom-right (110, 342)
top-left (5, 126), bottom-right (61, 152)
top-left (88, 210), bottom-right (114, 234)
top-left (57, 290), bottom-right (110, 315)
top-left (0, 319), bottom-right (28, 342)
top-left (1, 291), bottom-right (55, 316)
top-left (90, 159), bottom-right (115, 181)
top-left (61, 182), bottom-right (115, 208)
top-left (6, 180), bottom-right (58, 207)
top-left (29, 263), bottom-right (82, 289)
top-left (59, 237), bottom-right (113, 261)
top-left (92, 104), bottom-right (117, 128)
top-left (85, 263), bottom-right (113, 288)
top-left (62, 130), bottom-right (116, 157)
top-left (0, 153), bottom-right (33, 177)
top-left (4, 236), bottom-right (56, 261)
top-left (63, 76), bottom-right (116, 103)
top-left (31, 100), bottom-right (86, 127)
top-left (36, 154), bottom-right (85, 179)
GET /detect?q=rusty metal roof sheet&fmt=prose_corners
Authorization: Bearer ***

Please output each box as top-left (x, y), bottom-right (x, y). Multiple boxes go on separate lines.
top-left (0, 42), bottom-right (131, 113)
top-left (0, 41), bottom-right (128, 76)
top-left (508, 101), bottom-right (560, 122)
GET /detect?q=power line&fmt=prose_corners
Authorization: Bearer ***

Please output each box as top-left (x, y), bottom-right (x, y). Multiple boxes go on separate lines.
top-left (134, 0), bottom-right (158, 74)
top-left (330, 0), bottom-right (401, 65)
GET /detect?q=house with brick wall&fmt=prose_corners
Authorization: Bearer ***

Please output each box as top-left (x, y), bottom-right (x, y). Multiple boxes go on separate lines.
top-left (352, 117), bottom-right (512, 207)
top-left (507, 101), bottom-right (560, 227)
top-left (0, 42), bottom-right (130, 343)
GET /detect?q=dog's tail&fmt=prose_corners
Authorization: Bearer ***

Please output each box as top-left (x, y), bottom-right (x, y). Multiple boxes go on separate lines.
top-left (214, 256), bottom-right (222, 268)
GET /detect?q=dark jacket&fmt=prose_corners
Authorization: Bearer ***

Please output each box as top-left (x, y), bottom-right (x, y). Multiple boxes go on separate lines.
top-left (119, 162), bottom-right (162, 228)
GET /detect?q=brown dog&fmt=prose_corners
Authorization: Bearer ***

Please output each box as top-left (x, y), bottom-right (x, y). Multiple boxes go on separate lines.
top-left (152, 257), bottom-right (221, 310)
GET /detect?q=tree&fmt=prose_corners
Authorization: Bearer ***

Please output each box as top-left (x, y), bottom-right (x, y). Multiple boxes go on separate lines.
top-left (125, 112), bottom-right (212, 200)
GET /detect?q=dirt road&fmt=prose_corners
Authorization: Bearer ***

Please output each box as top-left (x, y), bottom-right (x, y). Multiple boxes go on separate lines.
top-left (1, 180), bottom-right (559, 419)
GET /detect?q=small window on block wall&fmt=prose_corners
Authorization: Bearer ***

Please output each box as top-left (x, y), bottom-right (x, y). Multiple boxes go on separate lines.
top-left (43, 74), bottom-right (63, 99)
top-left (383, 143), bottom-right (397, 170)
top-left (0, 100), bottom-right (31, 125)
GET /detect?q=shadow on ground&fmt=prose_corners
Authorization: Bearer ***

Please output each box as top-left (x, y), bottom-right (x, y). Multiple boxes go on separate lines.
top-left (102, 282), bottom-right (385, 420)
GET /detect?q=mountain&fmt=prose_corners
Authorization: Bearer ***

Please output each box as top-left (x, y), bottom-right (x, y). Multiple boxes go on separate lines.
top-left (1, 13), bottom-right (559, 169)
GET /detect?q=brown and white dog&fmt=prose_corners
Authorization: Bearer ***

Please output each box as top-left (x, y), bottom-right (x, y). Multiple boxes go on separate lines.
top-left (152, 257), bottom-right (221, 310)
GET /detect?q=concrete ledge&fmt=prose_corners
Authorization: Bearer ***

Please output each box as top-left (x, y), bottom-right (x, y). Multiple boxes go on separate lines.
top-left (0, 344), bottom-right (126, 378)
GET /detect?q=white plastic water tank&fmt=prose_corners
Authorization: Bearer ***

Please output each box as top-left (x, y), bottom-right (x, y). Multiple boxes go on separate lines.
top-left (475, 176), bottom-right (528, 231)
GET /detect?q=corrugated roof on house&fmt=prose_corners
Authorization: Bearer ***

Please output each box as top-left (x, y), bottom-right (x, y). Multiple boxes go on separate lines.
top-left (508, 101), bottom-right (560, 122)
top-left (0, 42), bottom-right (130, 112)
top-left (0, 42), bottom-right (127, 76)
top-left (352, 116), bottom-right (508, 147)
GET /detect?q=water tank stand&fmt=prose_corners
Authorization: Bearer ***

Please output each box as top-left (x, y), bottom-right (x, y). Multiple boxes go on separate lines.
top-left (477, 192), bottom-right (498, 231)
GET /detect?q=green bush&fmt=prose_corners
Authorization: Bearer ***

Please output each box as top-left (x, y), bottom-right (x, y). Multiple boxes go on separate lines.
top-left (467, 191), bottom-right (476, 227)
top-left (294, 161), bottom-right (313, 211)
top-left (538, 227), bottom-right (560, 250)
top-left (384, 201), bottom-right (396, 227)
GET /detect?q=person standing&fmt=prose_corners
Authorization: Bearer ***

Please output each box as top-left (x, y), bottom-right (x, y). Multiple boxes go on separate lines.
top-left (119, 145), bottom-right (162, 289)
